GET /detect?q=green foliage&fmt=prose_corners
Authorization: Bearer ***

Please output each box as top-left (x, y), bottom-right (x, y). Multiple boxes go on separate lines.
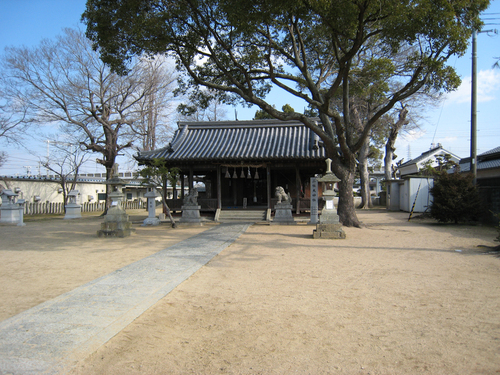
top-left (138, 159), bottom-right (179, 190)
top-left (254, 104), bottom-right (295, 119)
top-left (83, 0), bottom-right (489, 227)
top-left (254, 106), bottom-right (276, 120)
top-left (430, 172), bottom-right (483, 224)
top-left (420, 154), bottom-right (458, 176)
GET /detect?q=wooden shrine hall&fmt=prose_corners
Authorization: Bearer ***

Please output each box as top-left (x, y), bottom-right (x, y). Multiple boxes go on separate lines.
top-left (135, 119), bottom-right (328, 215)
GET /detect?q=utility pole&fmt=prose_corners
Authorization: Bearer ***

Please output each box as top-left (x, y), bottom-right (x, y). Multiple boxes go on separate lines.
top-left (471, 27), bottom-right (498, 185)
top-left (471, 30), bottom-right (477, 185)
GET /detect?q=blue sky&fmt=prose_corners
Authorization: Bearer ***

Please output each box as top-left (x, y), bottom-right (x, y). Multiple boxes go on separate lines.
top-left (0, 0), bottom-right (499, 175)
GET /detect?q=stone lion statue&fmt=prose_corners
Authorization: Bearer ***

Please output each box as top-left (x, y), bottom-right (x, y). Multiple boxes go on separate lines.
top-left (183, 188), bottom-right (199, 206)
top-left (275, 186), bottom-right (291, 204)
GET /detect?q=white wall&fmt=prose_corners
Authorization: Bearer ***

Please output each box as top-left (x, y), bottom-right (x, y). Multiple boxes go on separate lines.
top-left (399, 177), bottom-right (433, 213)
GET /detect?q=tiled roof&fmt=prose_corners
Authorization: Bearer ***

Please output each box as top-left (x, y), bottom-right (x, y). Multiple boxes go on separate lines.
top-left (399, 145), bottom-right (461, 168)
top-left (480, 146), bottom-right (500, 157)
top-left (460, 146), bottom-right (500, 172)
top-left (136, 119), bottom-right (327, 163)
top-left (399, 146), bottom-right (443, 167)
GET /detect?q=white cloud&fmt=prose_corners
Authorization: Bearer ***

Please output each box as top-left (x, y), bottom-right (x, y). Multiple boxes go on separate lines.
top-left (401, 129), bottom-right (426, 141)
top-left (445, 69), bottom-right (500, 104)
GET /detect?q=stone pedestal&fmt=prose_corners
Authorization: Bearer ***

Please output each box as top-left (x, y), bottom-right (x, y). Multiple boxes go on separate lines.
top-left (272, 203), bottom-right (295, 224)
top-left (180, 205), bottom-right (202, 225)
top-left (64, 190), bottom-right (82, 220)
top-left (97, 191), bottom-right (132, 237)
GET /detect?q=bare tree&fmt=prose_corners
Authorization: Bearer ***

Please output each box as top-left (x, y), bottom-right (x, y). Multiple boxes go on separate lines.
top-left (132, 57), bottom-right (178, 151)
top-left (41, 140), bottom-right (90, 210)
top-left (384, 107), bottom-right (410, 183)
top-left (1, 28), bottom-right (177, 207)
top-left (177, 88), bottom-right (227, 122)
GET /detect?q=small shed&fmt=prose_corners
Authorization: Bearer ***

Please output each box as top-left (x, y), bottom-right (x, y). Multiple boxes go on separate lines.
top-left (398, 176), bottom-right (434, 213)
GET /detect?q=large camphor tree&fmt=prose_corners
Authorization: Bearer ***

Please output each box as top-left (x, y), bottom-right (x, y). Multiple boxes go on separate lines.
top-left (83, 0), bottom-right (488, 226)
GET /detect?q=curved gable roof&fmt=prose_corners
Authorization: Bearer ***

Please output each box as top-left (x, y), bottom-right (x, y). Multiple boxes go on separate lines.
top-left (136, 119), bottom-right (327, 164)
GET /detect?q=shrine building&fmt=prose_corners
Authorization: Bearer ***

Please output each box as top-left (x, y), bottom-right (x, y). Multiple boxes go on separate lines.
top-left (135, 119), bottom-right (328, 215)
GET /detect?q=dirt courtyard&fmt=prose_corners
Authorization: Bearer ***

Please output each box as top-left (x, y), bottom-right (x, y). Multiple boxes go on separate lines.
top-left (1, 210), bottom-right (500, 374)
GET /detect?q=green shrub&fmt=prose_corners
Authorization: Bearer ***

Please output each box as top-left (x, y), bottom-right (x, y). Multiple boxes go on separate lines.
top-left (430, 172), bottom-right (483, 224)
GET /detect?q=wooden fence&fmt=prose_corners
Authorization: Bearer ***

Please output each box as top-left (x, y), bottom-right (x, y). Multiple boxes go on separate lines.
top-left (22, 200), bottom-right (145, 216)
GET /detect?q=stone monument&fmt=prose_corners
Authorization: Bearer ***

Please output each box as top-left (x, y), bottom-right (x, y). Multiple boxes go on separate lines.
top-left (97, 165), bottom-right (133, 237)
top-left (272, 186), bottom-right (295, 224)
top-left (179, 188), bottom-right (201, 224)
top-left (0, 189), bottom-right (20, 224)
top-left (142, 189), bottom-right (161, 226)
top-left (64, 190), bottom-right (82, 219)
top-left (313, 158), bottom-right (346, 239)
top-left (309, 177), bottom-right (319, 225)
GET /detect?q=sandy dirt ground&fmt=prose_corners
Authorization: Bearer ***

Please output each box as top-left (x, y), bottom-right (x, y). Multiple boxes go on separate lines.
top-left (1, 209), bottom-right (500, 374)
top-left (0, 210), bottom-right (211, 321)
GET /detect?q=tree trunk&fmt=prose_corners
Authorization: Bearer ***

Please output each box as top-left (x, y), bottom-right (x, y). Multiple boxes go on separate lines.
top-left (333, 162), bottom-right (361, 227)
top-left (384, 107), bottom-right (409, 208)
top-left (336, 172), bottom-right (360, 227)
top-left (161, 199), bottom-right (176, 228)
top-left (358, 139), bottom-right (372, 209)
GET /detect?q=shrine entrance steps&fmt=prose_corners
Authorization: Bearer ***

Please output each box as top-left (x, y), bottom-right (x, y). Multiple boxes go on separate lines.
top-left (216, 209), bottom-right (268, 223)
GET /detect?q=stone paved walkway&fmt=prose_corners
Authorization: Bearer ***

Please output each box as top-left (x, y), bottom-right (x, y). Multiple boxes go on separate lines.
top-left (0, 223), bottom-right (250, 375)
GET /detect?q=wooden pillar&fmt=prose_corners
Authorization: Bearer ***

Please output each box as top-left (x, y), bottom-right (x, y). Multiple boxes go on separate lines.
top-left (295, 165), bottom-right (301, 214)
top-left (217, 165), bottom-right (222, 209)
top-left (181, 172), bottom-right (185, 199)
top-left (267, 164), bottom-right (272, 209)
top-left (188, 166), bottom-right (194, 189)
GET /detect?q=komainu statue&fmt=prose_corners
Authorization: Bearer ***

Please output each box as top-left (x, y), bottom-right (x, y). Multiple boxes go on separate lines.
top-left (275, 186), bottom-right (291, 204)
top-left (183, 188), bottom-right (199, 206)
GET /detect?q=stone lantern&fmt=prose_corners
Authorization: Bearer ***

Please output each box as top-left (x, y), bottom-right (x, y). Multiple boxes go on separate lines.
top-left (0, 189), bottom-right (20, 224)
top-left (64, 190), bottom-right (82, 219)
top-left (97, 165), bottom-right (132, 237)
top-left (313, 158), bottom-right (346, 239)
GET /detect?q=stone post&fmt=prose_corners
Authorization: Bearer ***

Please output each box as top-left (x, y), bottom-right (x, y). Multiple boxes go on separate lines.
top-left (309, 177), bottom-right (319, 225)
top-left (142, 189), bottom-right (161, 226)
top-left (17, 199), bottom-right (26, 227)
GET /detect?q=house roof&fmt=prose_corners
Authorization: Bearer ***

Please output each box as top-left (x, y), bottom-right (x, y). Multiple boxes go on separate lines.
top-left (399, 144), bottom-right (461, 168)
top-left (135, 119), bottom-right (327, 164)
top-left (459, 146), bottom-right (500, 172)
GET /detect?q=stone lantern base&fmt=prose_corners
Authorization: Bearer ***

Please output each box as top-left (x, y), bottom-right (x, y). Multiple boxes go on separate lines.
top-left (313, 223), bottom-right (346, 239)
top-left (97, 205), bottom-right (132, 237)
